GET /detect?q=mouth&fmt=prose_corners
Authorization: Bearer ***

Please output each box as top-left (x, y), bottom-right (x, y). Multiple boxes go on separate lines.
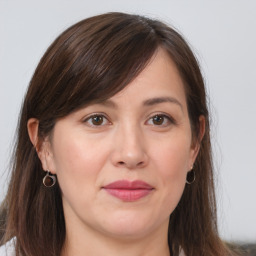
top-left (102, 180), bottom-right (154, 202)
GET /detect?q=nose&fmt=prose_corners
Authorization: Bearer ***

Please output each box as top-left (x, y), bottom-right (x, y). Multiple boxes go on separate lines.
top-left (110, 124), bottom-right (149, 169)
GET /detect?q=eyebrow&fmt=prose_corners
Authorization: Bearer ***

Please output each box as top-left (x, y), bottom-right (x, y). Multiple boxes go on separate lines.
top-left (142, 97), bottom-right (183, 110)
top-left (143, 97), bottom-right (182, 108)
top-left (98, 96), bottom-right (183, 111)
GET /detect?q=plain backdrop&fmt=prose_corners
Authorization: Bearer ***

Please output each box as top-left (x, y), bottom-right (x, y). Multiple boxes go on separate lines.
top-left (0, 0), bottom-right (255, 242)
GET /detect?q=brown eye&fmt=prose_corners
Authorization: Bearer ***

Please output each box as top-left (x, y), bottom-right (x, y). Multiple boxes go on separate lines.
top-left (84, 114), bottom-right (109, 127)
top-left (91, 115), bottom-right (104, 125)
top-left (146, 114), bottom-right (175, 127)
top-left (152, 115), bottom-right (165, 125)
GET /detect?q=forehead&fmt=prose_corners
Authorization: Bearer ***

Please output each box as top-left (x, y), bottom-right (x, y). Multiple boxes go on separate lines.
top-left (109, 48), bottom-right (187, 107)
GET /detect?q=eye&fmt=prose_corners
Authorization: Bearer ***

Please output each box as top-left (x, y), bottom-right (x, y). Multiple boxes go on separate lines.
top-left (83, 114), bottom-right (110, 127)
top-left (146, 114), bottom-right (175, 127)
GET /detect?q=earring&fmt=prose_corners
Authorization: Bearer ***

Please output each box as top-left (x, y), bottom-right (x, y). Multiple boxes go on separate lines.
top-left (43, 171), bottom-right (56, 187)
top-left (186, 166), bottom-right (195, 184)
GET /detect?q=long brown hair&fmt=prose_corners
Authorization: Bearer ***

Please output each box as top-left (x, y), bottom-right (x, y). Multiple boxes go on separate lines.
top-left (1, 12), bottom-right (232, 256)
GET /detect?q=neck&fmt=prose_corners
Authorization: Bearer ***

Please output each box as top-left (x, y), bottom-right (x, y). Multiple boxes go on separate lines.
top-left (61, 220), bottom-right (171, 256)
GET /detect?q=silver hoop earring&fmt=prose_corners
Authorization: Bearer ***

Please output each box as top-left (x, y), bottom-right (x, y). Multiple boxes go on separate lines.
top-left (186, 169), bottom-right (195, 184)
top-left (43, 171), bottom-right (56, 187)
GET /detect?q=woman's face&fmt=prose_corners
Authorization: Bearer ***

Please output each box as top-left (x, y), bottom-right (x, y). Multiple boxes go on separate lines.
top-left (43, 48), bottom-right (200, 240)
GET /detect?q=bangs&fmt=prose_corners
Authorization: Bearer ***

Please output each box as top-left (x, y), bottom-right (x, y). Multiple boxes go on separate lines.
top-left (30, 13), bottom-right (159, 120)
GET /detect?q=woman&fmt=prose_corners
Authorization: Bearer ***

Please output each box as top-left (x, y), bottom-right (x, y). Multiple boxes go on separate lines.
top-left (0, 12), bottom-right (234, 256)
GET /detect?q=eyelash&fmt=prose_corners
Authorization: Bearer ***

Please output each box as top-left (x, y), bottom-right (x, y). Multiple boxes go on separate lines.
top-left (83, 113), bottom-right (176, 127)
top-left (146, 113), bottom-right (176, 127)
top-left (83, 113), bottom-right (111, 127)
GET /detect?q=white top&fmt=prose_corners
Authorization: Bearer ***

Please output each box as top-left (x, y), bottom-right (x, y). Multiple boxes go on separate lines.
top-left (0, 239), bottom-right (15, 256)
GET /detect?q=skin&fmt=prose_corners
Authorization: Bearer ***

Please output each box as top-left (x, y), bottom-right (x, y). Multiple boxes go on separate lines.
top-left (28, 48), bottom-right (204, 256)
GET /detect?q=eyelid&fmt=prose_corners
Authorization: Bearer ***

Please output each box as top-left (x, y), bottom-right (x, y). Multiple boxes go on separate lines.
top-left (82, 112), bottom-right (111, 127)
top-left (146, 112), bottom-right (176, 126)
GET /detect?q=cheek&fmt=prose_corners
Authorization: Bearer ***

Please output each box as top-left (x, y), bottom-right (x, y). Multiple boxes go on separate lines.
top-left (153, 136), bottom-right (191, 178)
top-left (50, 132), bottom-right (109, 197)
top-left (150, 135), bottom-right (191, 210)
top-left (52, 127), bottom-right (107, 170)
top-left (159, 147), bottom-right (187, 195)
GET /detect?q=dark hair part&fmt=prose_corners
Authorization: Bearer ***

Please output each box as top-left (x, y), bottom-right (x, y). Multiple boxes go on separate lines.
top-left (1, 12), bottom-right (233, 256)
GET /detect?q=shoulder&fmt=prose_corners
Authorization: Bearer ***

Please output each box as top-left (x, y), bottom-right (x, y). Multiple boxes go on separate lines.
top-left (0, 238), bottom-right (15, 256)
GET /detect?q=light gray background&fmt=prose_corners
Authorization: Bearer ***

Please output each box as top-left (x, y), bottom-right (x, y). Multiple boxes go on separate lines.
top-left (0, 0), bottom-right (255, 242)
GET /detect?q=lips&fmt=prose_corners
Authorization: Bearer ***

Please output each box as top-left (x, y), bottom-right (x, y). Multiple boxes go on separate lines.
top-left (103, 180), bottom-right (154, 202)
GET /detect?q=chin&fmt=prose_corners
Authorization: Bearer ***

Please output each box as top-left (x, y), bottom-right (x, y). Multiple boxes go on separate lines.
top-left (97, 210), bottom-right (163, 240)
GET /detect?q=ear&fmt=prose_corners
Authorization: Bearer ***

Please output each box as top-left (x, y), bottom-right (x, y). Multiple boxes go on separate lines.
top-left (27, 118), bottom-right (40, 149)
top-left (189, 115), bottom-right (205, 166)
top-left (27, 118), bottom-right (55, 173)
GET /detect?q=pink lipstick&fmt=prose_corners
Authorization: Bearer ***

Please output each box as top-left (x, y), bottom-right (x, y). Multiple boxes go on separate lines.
top-left (103, 180), bottom-right (154, 202)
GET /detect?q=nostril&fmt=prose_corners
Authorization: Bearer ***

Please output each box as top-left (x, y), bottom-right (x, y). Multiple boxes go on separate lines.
top-left (137, 161), bottom-right (144, 167)
top-left (116, 160), bottom-right (145, 168)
